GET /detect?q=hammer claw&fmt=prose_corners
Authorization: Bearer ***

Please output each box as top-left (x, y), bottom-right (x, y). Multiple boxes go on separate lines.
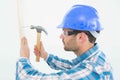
top-left (30, 25), bottom-right (48, 35)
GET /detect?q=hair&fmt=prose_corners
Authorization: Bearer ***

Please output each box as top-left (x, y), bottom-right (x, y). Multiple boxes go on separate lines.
top-left (73, 30), bottom-right (100, 43)
top-left (84, 31), bottom-right (100, 43)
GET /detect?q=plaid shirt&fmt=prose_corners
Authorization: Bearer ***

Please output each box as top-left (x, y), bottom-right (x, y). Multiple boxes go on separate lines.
top-left (16, 43), bottom-right (113, 80)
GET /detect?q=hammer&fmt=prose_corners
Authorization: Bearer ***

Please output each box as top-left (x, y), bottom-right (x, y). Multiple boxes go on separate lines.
top-left (30, 25), bottom-right (48, 62)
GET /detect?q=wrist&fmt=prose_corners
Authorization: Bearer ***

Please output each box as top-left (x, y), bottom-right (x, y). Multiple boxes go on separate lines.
top-left (43, 52), bottom-right (48, 60)
top-left (19, 57), bottom-right (29, 60)
top-left (20, 54), bottom-right (29, 59)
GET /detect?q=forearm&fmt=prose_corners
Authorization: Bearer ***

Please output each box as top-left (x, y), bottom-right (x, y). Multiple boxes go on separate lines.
top-left (46, 54), bottom-right (73, 70)
top-left (16, 58), bottom-right (41, 80)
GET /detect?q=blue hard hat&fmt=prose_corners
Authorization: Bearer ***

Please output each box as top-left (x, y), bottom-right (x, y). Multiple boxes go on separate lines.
top-left (58, 5), bottom-right (103, 31)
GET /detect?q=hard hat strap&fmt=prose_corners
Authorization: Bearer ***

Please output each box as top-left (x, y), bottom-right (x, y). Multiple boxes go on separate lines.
top-left (89, 31), bottom-right (99, 38)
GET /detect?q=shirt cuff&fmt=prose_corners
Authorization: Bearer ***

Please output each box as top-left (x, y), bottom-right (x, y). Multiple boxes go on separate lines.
top-left (45, 54), bottom-right (54, 63)
top-left (44, 54), bottom-right (50, 61)
top-left (17, 57), bottom-right (30, 63)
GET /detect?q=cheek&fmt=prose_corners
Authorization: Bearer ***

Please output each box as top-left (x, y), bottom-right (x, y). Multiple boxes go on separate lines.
top-left (62, 37), bottom-right (69, 46)
top-left (71, 37), bottom-right (79, 47)
top-left (68, 37), bottom-right (77, 46)
top-left (63, 36), bottom-right (77, 46)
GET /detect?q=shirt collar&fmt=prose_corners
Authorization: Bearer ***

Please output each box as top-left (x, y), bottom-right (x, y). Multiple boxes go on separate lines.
top-left (72, 43), bottom-right (99, 65)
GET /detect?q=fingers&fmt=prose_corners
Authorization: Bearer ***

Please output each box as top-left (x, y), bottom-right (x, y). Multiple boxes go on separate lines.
top-left (21, 37), bottom-right (24, 46)
top-left (34, 45), bottom-right (40, 56)
top-left (34, 41), bottom-right (42, 50)
top-left (33, 41), bottom-right (48, 59)
top-left (34, 41), bottom-right (43, 56)
top-left (20, 37), bottom-right (30, 58)
top-left (21, 37), bottom-right (28, 46)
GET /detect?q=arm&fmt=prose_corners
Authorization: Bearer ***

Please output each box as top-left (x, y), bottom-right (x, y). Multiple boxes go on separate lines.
top-left (16, 37), bottom-right (98, 80)
top-left (34, 41), bottom-right (73, 70)
top-left (16, 58), bottom-right (92, 80)
top-left (16, 37), bottom-right (59, 79)
top-left (16, 58), bottom-right (60, 80)
top-left (45, 54), bottom-right (73, 70)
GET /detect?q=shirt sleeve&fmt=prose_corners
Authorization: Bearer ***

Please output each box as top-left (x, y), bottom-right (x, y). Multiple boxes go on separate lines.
top-left (16, 57), bottom-right (103, 80)
top-left (46, 54), bottom-right (74, 70)
top-left (16, 58), bottom-right (60, 80)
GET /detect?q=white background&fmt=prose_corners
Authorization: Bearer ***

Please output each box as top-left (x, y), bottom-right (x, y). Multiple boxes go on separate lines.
top-left (0, 0), bottom-right (120, 80)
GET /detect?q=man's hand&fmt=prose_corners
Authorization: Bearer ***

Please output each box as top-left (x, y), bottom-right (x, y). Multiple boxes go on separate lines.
top-left (34, 41), bottom-right (48, 60)
top-left (20, 37), bottom-right (30, 59)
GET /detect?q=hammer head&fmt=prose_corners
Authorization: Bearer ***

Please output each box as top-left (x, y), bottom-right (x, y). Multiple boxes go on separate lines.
top-left (30, 25), bottom-right (48, 35)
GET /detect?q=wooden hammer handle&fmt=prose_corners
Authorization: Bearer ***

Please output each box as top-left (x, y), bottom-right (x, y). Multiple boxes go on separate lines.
top-left (36, 32), bottom-right (41, 62)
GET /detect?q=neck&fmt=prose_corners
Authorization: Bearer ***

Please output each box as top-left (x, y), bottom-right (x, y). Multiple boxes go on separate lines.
top-left (74, 43), bottom-right (94, 56)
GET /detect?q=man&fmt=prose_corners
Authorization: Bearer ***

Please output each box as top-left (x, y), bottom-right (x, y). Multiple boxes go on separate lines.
top-left (16, 5), bottom-right (113, 80)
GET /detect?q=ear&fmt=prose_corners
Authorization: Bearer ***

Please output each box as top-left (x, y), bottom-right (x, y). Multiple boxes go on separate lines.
top-left (77, 32), bottom-right (87, 42)
top-left (76, 33), bottom-right (82, 41)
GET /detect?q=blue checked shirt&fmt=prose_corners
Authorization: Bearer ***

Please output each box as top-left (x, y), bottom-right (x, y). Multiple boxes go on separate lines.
top-left (16, 43), bottom-right (113, 80)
